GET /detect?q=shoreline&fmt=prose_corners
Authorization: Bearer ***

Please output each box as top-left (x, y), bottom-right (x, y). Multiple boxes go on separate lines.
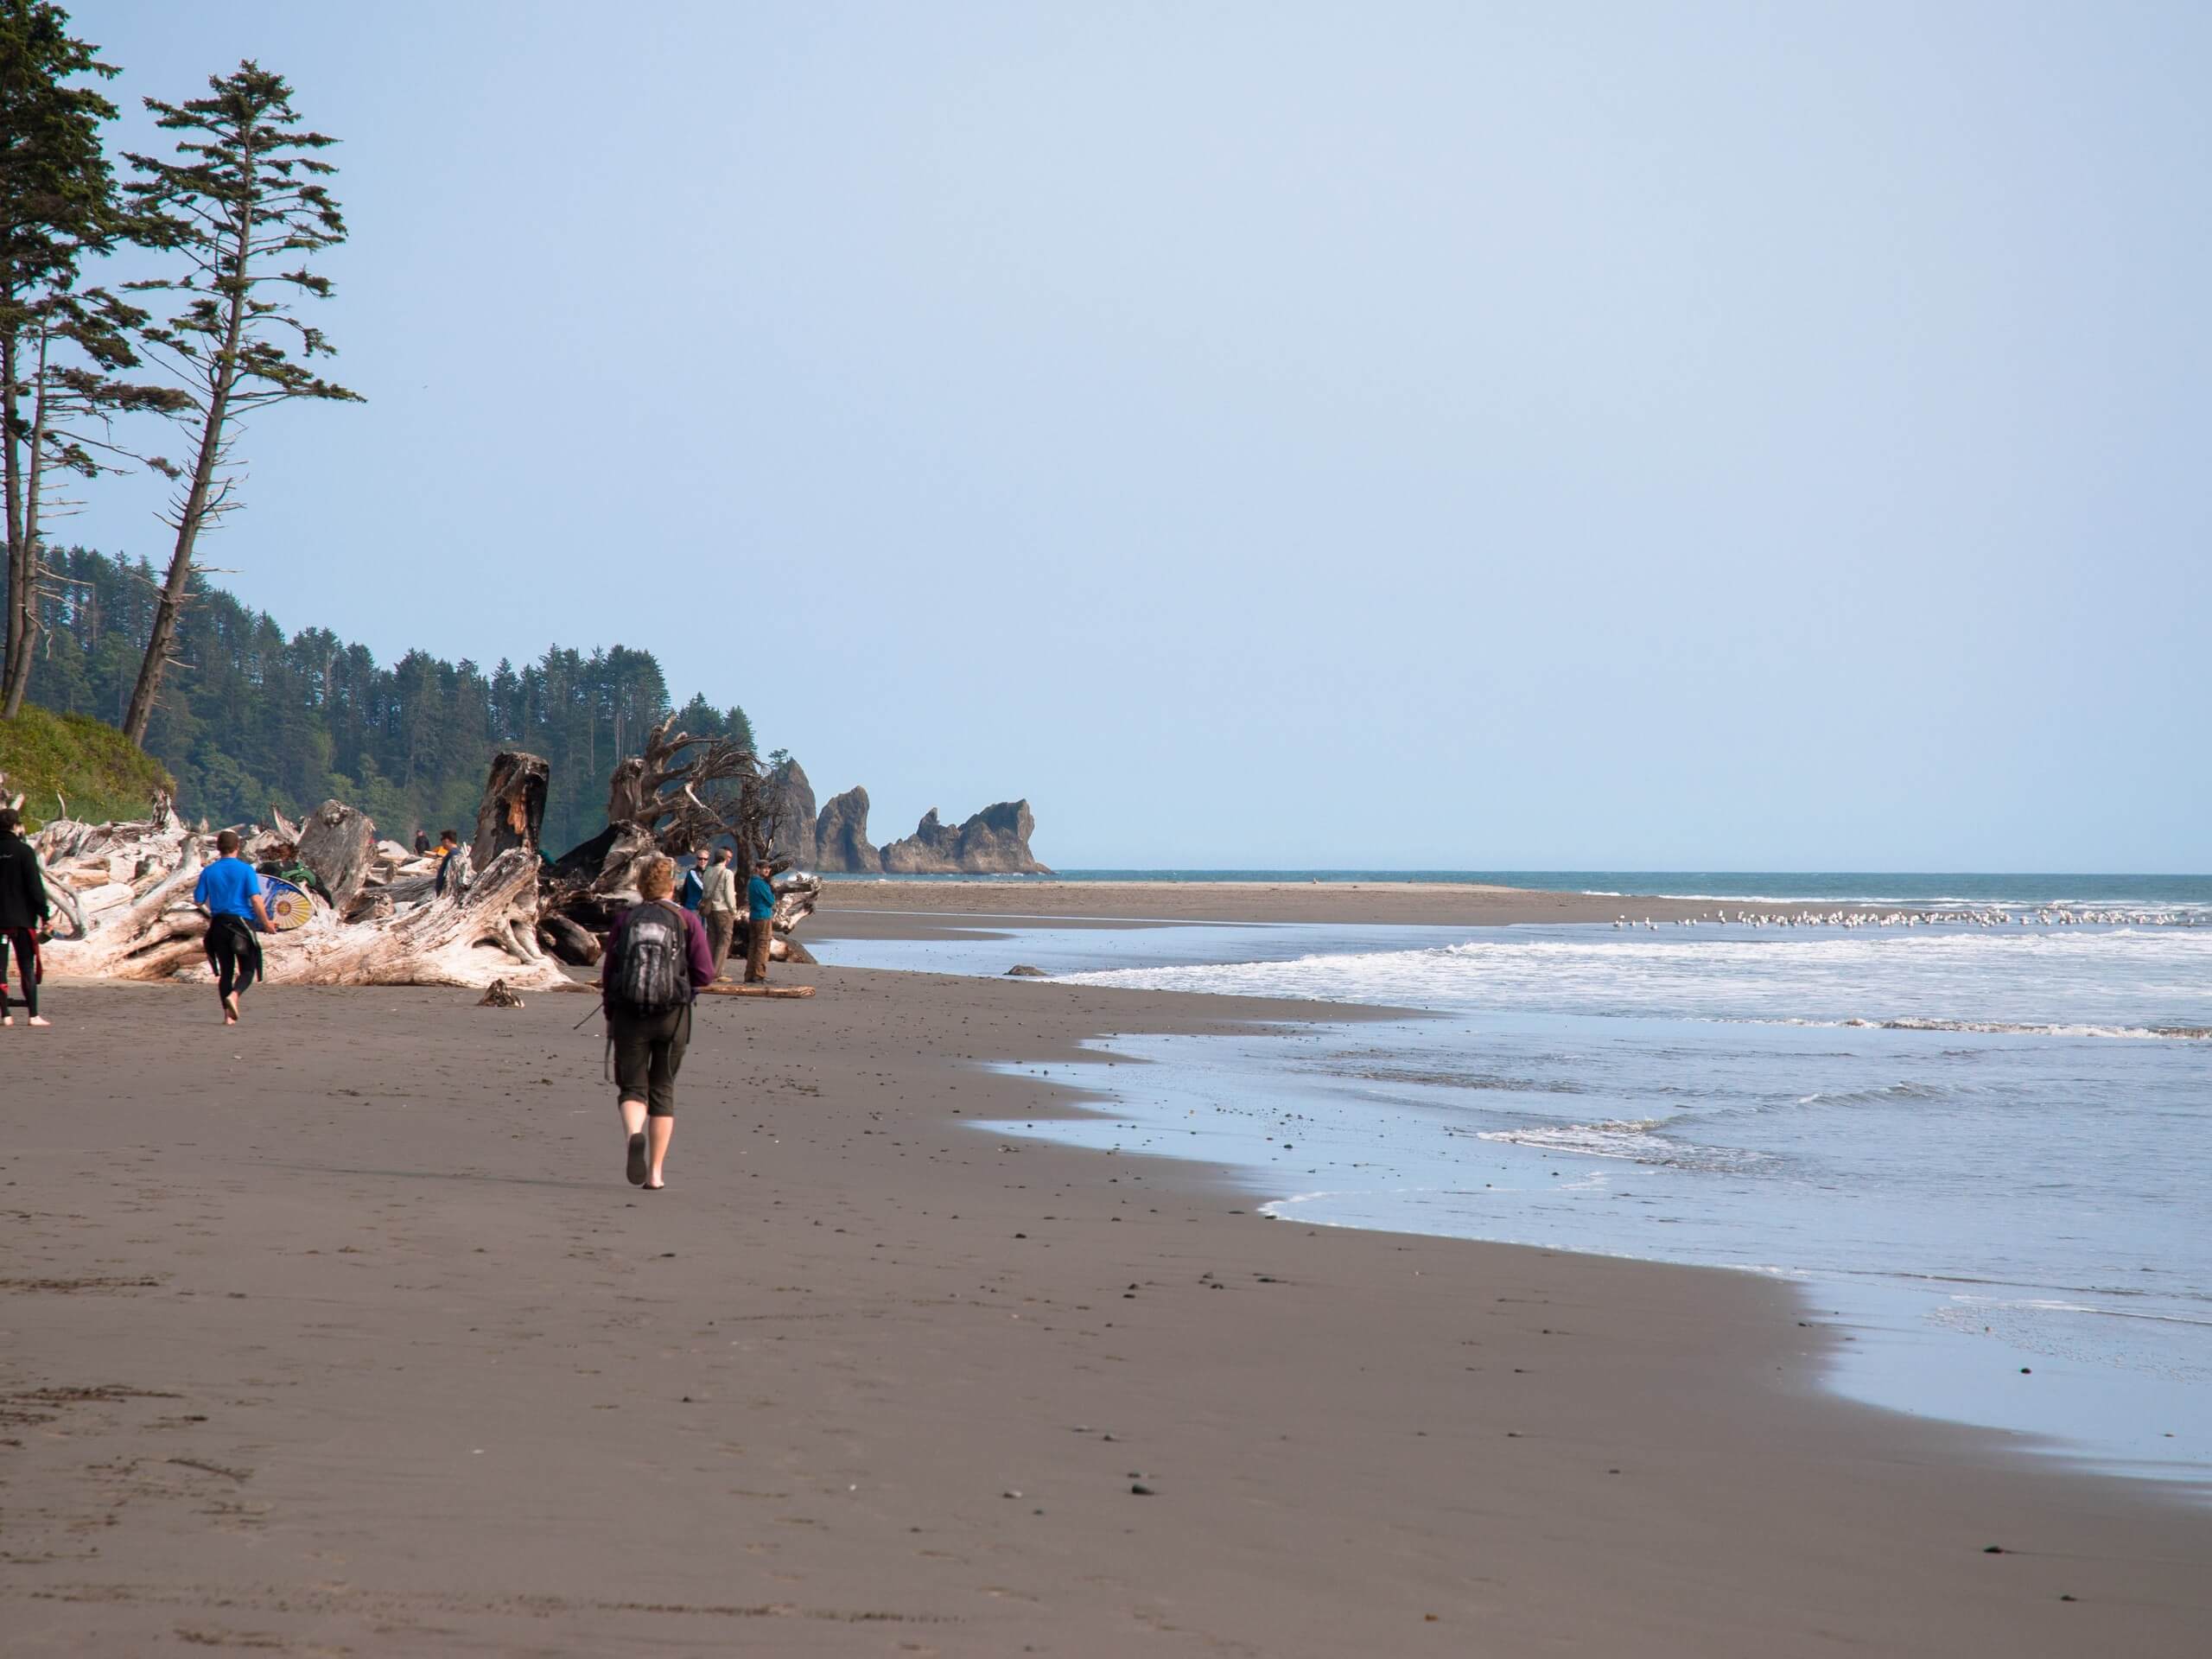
top-left (5, 970), bottom-right (2208, 1653)
top-left (810, 877), bottom-right (1830, 933)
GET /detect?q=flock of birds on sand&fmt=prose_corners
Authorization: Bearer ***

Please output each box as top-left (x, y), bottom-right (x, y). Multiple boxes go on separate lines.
top-left (1616, 907), bottom-right (2201, 931)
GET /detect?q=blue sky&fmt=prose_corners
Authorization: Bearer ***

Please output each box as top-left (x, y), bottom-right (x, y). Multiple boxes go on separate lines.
top-left (68, 3), bottom-right (2211, 869)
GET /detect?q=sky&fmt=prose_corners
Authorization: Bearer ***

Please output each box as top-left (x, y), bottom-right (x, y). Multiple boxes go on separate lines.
top-left (63, 2), bottom-right (2212, 870)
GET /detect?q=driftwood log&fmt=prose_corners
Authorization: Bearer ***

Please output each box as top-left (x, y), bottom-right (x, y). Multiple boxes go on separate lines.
top-left (473, 750), bottom-right (548, 872)
top-left (29, 716), bottom-right (832, 990)
top-left (273, 849), bottom-right (565, 988)
top-left (296, 799), bottom-right (377, 909)
top-left (537, 912), bottom-right (602, 967)
top-left (37, 756), bottom-right (563, 990)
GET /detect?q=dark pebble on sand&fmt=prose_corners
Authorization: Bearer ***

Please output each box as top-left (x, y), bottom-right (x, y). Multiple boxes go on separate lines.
top-left (1130, 1483), bottom-right (1155, 1496)
top-left (1984, 1545), bottom-right (2005, 1554)
top-left (2020, 1367), bottom-right (2031, 1374)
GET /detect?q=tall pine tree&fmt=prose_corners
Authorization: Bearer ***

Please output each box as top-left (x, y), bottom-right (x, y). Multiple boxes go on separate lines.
top-left (118, 60), bottom-right (359, 743)
top-left (0, 1), bottom-right (179, 718)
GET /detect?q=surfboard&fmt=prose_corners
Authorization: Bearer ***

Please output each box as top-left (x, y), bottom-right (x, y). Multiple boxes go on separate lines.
top-left (262, 877), bottom-right (315, 932)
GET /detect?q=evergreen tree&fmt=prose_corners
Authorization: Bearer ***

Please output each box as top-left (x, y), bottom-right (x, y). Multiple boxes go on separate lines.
top-left (118, 60), bottom-right (359, 743)
top-left (0, 1), bottom-right (181, 717)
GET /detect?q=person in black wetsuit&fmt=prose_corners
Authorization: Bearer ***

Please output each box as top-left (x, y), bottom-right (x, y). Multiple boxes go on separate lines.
top-left (0, 806), bottom-right (53, 1028)
top-left (194, 829), bottom-right (274, 1024)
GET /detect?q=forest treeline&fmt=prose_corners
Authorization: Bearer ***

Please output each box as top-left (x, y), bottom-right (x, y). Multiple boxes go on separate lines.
top-left (21, 546), bottom-right (754, 854)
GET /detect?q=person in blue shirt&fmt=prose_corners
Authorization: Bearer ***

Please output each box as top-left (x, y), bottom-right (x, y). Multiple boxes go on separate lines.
top-left (679, 856), bottom-right (705, 913)
top-left (744, 858), bottom-right (779, 983)
top-left (192, 829), bottom-right (272, 1026)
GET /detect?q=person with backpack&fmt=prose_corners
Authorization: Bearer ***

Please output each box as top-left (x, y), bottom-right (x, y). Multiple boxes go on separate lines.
top-left (601, 854), bottom-right (715, 1190)
top-left (0, 806), bottom-right (54, 1028)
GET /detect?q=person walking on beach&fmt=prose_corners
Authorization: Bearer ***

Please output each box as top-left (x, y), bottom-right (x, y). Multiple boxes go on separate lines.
top-left (744, 857), bottom-right (778, 984)
top-left (601, 855), bottom-right (714, 1189)
top-left (0, 807), bottom-right (54, 1028)
top-left (697, 846), bottom-right (739, 979)
top-left (193, 829), bottom-right (273, 1025)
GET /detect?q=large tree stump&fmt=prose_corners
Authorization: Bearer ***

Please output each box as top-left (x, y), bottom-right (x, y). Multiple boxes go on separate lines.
top-left (471, 750), bottom-right (548, 872)
top-left (297, 799), bottom-right (378, 910)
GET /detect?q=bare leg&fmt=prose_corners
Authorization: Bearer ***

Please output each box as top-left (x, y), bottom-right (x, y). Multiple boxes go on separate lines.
top-left (620, 1098), bottom-right (648, 1185)
top-left (645, 1117), bottom-right (674, 1188)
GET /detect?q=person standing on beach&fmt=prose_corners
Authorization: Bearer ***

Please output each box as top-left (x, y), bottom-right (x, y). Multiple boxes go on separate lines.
top-left (744, 857), bottom-right (778, 984)
top-left (193, 829), bottom-right (273, 1025)
top-left (0, 807), bottom-right (54, 1028)
top-left (601, 855), bottom-right (715, 1189)
top-left (697, 846), bottom-right (740, 979)
top-left (678, 855), bottom-right (705, 912)
top-left (433, 829), bottom-right (465, 897)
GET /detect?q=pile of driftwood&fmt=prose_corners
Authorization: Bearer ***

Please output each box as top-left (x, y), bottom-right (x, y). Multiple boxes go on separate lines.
top-left (21, 716), bottom-right (823, 991)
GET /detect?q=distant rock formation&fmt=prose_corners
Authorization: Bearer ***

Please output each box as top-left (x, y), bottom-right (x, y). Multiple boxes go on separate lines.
top-left (877, 807), bottom-right (958, 874)
top-left (763, 759), bottom-right (817, 863)
top-left (804, 783), bottom-right (1048, 874)
top-left (880, 800), bottom-right (1048, 874)
top-left (813, 785), bottom-right (879, 873)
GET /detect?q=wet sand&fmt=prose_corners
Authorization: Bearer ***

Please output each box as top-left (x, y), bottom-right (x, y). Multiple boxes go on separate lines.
top-left (3, 969), bottom-right (2208, 1656)
top-left (812, 876), bottom-right (1834, 935)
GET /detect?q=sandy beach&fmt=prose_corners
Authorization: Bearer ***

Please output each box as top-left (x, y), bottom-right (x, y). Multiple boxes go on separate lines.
top-left (810, 877), bottom-right (1770, 933)
top-left (3, 949), bottom-right (2208, 1657)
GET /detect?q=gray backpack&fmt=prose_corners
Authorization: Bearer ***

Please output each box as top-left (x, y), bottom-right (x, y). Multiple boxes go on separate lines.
top-left (609, 901), bottom-right (689, 1014)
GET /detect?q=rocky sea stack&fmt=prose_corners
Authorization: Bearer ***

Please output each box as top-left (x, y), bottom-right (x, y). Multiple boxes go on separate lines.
top-left (782, 779), bottom-right (1048, 874)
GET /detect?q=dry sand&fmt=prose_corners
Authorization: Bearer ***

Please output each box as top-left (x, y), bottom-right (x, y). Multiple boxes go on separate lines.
top-left (3, 965), bottom-right (2207, 1656)
top-left (811, 877), bottom-right (1833, 933)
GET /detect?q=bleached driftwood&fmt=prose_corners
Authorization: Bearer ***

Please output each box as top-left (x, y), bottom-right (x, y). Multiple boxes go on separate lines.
top-left (41, 830), bottom-right (213, 980)
top-left (296, 798), bottom-right (377, 908)
top-left (772, 871), bottom-right (820, 938)
top-left (27, 729), bottom-right (836, 991)
top-left (269, 849), bottom-right (566, 989)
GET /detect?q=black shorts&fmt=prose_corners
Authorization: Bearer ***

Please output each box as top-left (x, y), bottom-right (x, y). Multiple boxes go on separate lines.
top-left (608, 1003), bottom-right (690, 1117)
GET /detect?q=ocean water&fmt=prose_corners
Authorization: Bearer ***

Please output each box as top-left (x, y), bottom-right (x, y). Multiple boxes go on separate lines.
top-left (816, 912), bottom-right (2212, 1490)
